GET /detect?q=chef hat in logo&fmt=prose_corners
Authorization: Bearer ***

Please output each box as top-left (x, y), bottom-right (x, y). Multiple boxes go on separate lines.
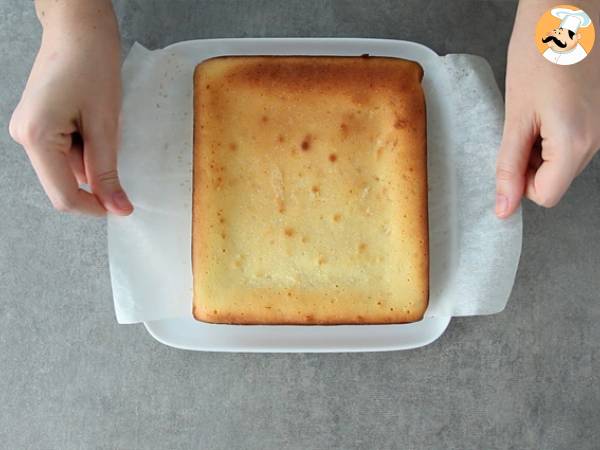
top-left (551, 8), bottom-right (592, 33)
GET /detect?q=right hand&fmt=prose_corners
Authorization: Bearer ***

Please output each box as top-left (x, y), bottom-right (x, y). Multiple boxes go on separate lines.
top-left (495, 0), bottom-right (600, 218)
top-left (9, 1), bottom-right (132, 216)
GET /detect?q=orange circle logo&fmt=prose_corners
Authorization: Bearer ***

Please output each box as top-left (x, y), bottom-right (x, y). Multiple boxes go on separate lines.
top-left (535, 5), bottom-right (595, 65)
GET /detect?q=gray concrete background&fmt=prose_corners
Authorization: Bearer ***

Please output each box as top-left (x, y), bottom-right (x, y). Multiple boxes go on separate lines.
top-left (1, 1), bottom-right (599, 449)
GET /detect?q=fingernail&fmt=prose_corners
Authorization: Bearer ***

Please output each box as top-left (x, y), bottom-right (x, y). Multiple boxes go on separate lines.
top-left (495, 193), bottom-right (508, 218)
top-left (112, 191), bottom-right (132, 211)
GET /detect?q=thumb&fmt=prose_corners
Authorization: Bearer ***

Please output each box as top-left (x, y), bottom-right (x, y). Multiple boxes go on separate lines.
top-left (83, 119), bottom-right (133, 215)
top-left (495, 113), bottom-right (536, 218)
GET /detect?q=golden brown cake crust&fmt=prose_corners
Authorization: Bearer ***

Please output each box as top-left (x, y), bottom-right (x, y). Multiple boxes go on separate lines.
top-left (192, 56), bottom-right (428, 325)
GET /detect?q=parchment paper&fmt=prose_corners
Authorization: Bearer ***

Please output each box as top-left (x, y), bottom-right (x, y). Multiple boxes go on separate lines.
top-left (108, 41), bottom-right (522, 324)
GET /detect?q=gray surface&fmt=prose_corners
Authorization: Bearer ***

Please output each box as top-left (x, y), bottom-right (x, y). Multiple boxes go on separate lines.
top-left (1, 0), bottom-right (599, 449)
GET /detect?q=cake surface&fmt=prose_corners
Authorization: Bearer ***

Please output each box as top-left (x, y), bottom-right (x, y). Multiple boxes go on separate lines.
top-left (192, 56), bottom-right (428, 324)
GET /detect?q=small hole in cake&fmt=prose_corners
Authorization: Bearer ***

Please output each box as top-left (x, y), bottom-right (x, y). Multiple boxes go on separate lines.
top-left (278, 134), bottom-right (285, 143)
top-left (358, 243), bottom-right (367, 253)
top-left (301, 236), bottom-right (309, 244)
top-left (300, 134), bottom-right (312, 151)
top-left (311, 185), bottom-right (320, 194)
top-left (284, 227), bottom-right (295, 237)
top-left (318, 255), bottom-right (327, 265)
top-left (333, 213), bottom-right (342, 223)
top-left (394, 118), bottom-right (408, 129)
top-left (390, 308), bottom-right (394, 311)
top-left (329, 153), bottom-right (337, 162)
top-left (261, 115), bottom-right (269, 123)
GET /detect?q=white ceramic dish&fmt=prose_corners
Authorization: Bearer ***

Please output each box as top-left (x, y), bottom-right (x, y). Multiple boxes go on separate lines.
top-left (142, 38), bottom-right (455, 352)
top-left (144, 315), bottom-right (451, 353)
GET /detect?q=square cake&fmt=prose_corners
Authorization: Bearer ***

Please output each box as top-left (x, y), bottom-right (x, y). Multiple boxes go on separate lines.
top-left (192, 56), bottom-right (428, 324)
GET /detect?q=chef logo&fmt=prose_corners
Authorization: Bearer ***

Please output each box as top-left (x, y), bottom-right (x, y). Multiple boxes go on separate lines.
top-left (535, 5), bottom-right (595, 65)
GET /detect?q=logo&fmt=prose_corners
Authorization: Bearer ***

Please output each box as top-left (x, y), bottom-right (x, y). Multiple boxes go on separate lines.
top-left (535, 5), bottom-right (595, 65)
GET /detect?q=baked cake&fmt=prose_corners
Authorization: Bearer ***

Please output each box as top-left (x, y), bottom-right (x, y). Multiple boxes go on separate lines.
top-left (192, 56), bottom-right (428, 324)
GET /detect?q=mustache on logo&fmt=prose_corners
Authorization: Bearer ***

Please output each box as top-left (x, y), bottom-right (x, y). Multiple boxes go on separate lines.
top-left (542, 35), bottom-right (567, 48)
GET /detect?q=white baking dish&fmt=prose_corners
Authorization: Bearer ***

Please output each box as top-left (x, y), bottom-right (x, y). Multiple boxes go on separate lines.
top-left (138, 38), bottom-right (457, 352)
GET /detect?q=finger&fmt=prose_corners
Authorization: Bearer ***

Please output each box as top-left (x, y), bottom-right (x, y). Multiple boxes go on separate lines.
top-left (525, 147), bottom-right (576, 208)
top-left (67, 133), bottom-right (87, 185)
top-left (26, 143), bottom-right (106, 216)
top-left (82, 116), bottom-right (133, 216)
top-left (496, 113), bottom-right (537, 219)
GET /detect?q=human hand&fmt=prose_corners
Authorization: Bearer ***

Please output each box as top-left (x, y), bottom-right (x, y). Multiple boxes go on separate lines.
top-left (9, 0), bottom-right (132, 216)
top-left (496, 1), bottom-right (600, 218)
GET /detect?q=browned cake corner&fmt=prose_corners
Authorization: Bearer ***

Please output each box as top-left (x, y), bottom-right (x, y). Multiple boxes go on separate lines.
top-left (192, 56), bottom-right (428, 325)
